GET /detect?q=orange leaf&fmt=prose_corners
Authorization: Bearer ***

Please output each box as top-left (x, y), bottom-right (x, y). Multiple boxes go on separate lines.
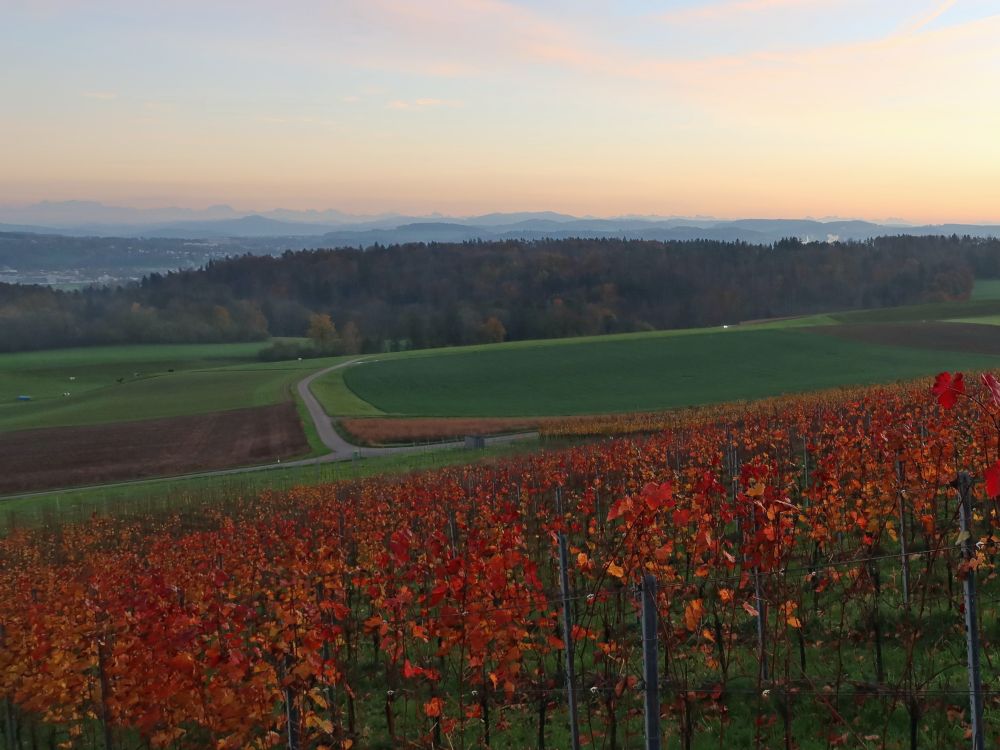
top-left (424, 696), bottom-right (444, 718)
top-left (684, 599), bottom-right (704, 632)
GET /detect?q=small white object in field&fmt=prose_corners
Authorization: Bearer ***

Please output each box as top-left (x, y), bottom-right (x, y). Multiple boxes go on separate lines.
top-left (69, 376), bottom-right (76, 381)
top-left (297, 357), bottom-right (302, 361)
top-left (63, 392), bottom-right (70, 397)
top-left (723, 324), bottom-right (729, 329)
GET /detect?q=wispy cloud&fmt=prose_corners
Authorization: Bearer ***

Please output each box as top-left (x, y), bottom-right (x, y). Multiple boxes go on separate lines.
top-left (258, 115), bottom-right (337, 126)
top-left (897, 0), bottom-right (960, 35)
top-left (386, 98), bottom-right (460, 110)
top-left (660, 0), bottom-right (838, 23)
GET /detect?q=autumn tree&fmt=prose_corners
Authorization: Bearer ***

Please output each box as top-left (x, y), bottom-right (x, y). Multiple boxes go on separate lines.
top-left (307, 313), bottom-right (339, 351)
top-left (341, 320), bottom-right (363, 354)
top-left (212, 305), bottom-right (232, 332)
top-left (479, 316), bottom-right (506, 344)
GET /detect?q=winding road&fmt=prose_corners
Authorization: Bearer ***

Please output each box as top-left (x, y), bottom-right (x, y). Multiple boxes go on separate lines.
top-left (296, 359), bottom-right (537, 460)
top-left (2, 359), bottom-right (538, 500)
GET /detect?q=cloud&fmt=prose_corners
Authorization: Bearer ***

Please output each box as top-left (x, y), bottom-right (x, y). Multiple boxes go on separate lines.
top-left (660, 0), bottom-right (839, 23)
top-left (82, 91), bottom-right (118, 100)
top-left (386, 98), bottom-right (460, 110)
top-left (897, 0), bottom-right (960, 36)
top-left (258, 114), bottom-right (337, 126)
top-left (338, 0), bottom-right (590, 77)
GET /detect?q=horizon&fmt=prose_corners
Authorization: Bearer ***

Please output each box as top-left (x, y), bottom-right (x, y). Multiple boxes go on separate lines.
top-left (3, 199), bottom-right (1000, 228)
top-left (3, 2), bottom-right (1000, 222)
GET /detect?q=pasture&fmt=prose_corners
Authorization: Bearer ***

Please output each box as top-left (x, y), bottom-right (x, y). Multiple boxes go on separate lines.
top-left (0, 342), bottom-right (345, 431)
top-left (337, 327), bottom-right (1000, 417)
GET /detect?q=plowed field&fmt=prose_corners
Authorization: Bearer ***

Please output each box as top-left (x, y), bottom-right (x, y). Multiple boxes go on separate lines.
top-left (0, 404), bottom-right (307, 494)
top-left (812, 321), bottom-right (1000, 354)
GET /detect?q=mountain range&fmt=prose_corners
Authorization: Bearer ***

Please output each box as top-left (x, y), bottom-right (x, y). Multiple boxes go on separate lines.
top-left (2, 201), bottom-right (999, 246)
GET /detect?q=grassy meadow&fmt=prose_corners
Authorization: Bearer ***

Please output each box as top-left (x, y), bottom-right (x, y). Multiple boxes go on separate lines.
top-left (0, 342), bottom-right (347, 431)
top-left (5, 280), bottom-right (1000, 500)
top-left (337, 327), bottom-right (1000, 417)
top-left (312, 280), bottom-right (1000, 419)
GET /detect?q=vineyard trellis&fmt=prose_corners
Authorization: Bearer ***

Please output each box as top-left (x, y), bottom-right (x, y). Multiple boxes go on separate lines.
top-left (2, 375), bottom-right (1000, 748)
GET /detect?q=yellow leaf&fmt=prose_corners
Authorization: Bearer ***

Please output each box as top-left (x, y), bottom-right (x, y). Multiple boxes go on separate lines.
top-left (606, 561), bottom-right (625, 580)
top-left (306, 715), bottom-right (334, 734)
top-left (786, 616), bottom-right (802, 629)
top-left (311, 693), bottom-right (329, 709)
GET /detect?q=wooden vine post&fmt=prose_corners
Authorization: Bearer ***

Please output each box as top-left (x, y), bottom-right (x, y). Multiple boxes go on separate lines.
top-left (956, 473), bottom-right (984, 750)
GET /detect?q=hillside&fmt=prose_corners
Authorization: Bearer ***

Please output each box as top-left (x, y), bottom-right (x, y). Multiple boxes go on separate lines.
top-left (0, 235), bottom-right (979, 352)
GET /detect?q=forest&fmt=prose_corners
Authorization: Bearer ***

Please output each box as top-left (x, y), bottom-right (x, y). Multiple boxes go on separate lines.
top-left (0, 235), bottom-right (986, 353)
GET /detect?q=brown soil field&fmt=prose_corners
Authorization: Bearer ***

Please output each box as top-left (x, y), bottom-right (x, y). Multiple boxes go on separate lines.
top-left (0, 404), bottom-right (308, 494)
top-left (340, 417), bottom-right (544, 445)
top-left (810, 321), bottom-right (1000, 354)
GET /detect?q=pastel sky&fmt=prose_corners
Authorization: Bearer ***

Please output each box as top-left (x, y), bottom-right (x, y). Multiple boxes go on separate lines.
top-left (2, 0), bottom-right (999, 220)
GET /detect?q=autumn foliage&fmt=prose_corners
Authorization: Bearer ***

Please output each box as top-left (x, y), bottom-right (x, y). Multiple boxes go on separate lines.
top-left (2, 377), bottom-right (1000, 747)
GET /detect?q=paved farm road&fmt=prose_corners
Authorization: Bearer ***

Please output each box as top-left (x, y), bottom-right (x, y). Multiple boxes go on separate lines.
top-left (3, 359), bottom-right (538, 500)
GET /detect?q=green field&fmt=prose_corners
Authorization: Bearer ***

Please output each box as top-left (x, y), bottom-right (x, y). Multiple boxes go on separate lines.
top-left (0, 342), bottom-right (347, 432)
top-left (5, 280), bottom-right (1000, 497)
top-left (971, 278), bottom-right (1000, 300)
top-left (338, 327), bottom-right (1000, 417)
top-left (308, 365), bottom-right (384, 416)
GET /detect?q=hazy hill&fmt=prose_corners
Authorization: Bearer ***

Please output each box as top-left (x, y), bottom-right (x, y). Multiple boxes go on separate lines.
top-left (2, 201), bottom-right (999, 246)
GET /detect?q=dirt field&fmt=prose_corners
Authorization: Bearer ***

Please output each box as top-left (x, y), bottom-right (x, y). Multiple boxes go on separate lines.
top-left (810, 321), bottom-right (1000, 354)
top-left (340, 417), bottom-right (544, 445)
top-left (0, 404), bottom-right (308, 494)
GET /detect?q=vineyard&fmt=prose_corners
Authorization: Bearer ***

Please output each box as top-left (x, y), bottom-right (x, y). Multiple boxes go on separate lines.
top-left (3, 376), bottom-right (1000, 749)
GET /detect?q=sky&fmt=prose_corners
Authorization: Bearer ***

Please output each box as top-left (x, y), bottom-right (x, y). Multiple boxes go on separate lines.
top-left (1, 0), bottom-right (999, 221)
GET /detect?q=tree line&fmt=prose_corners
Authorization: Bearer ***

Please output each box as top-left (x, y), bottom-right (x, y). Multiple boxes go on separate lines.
top-left (0, 235), bottom-right (985, 353)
